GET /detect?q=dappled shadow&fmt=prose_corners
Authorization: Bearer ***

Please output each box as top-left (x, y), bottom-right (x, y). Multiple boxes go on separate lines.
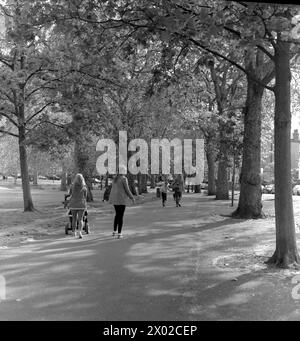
top-left (0, 194), bottom-right (299, 320)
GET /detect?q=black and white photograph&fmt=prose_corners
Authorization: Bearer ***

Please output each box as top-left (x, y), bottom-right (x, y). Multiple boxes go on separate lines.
top-left (0, 0), bottom-right (300, 328)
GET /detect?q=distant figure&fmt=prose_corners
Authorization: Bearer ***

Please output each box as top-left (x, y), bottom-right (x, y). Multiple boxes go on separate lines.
top-left (109, 167), bottom-right (135, 238)
top-left (172, 175), bottom-right (184, 207)
top-left (102, 183), bottom-right (112, 202)
top-left (68, 173), bottom-right (87, 239)
top-left (160, 179), bottom-right (170, 207)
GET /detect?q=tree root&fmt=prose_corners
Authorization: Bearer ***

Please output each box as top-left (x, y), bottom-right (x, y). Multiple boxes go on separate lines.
top-left (215, 195), bottom-right (229, 200)
top-left (24, 207), bottom-right (36, 213)
top-left (266, 252), bottom-right (300, 269)
top-left (207, 192), bottom-right (216, 196)
top-left (231, 207), bottom-right (266, 220)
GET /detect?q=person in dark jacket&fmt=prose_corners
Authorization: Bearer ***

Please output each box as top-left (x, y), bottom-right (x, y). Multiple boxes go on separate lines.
top-left (172, 175), bottom-right (184, 207)
top-left (109, 167), bottom-right (135, 238)
top-left (102, 184), bottom-right (112, 202)
top-left (69, 173), bottom-right (87, 239)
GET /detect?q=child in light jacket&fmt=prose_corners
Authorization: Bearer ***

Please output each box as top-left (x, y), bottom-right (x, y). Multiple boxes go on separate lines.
top-left (160, 180), bottom-right (170, 207)
top-left (68, 173), bottom-right (87, 239)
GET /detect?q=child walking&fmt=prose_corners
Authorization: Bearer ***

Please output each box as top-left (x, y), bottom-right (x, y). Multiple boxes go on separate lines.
top-left (68, 173), bottom-right (87, 239)
top-left (160, 179), bottom-right (170, 207)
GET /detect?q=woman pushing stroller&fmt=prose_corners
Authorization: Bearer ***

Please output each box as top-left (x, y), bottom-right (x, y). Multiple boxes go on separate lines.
top-left (68, 173), bottom-right (87, 239)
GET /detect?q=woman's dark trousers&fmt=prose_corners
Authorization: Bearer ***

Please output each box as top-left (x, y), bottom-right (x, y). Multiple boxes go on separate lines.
top-left (113, 205), bottom-right (126, 233)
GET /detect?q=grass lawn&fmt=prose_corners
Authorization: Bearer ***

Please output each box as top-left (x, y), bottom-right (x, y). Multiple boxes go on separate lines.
top-left (0, 179), bottom-right (157, 246)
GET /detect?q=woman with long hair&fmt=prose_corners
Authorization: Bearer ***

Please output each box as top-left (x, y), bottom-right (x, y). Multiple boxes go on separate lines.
top-left (109, 165), bottom-right (135, 238)
top-left (69, 173), bottom-right (87, 239)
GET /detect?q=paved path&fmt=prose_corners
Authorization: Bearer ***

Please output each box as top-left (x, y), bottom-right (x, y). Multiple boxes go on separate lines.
top-left (0, 194), bottom-right (300, 321)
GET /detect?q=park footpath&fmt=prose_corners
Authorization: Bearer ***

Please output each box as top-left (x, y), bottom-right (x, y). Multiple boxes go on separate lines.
top-left (1, 189), bottom-right (300, 320)
top-left (0, 185), bottom-right (156, 247)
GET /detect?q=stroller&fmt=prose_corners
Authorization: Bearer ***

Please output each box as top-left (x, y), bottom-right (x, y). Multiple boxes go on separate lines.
top-left (63, 194), bottom-right (90, 235)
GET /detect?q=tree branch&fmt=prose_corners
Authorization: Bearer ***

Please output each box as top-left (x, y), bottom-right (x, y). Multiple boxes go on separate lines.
top-left (173, 2), bottom-right (276, 62)
top-left (0, 89), bottom-right (15, 104)
top-left (24, 66), bottom-right (43, 85)
top-left (256, 45), bottom-right (274, 61)
top-left (0, 112), bottom-right (18, 127)
top-left (173, 45), bottom-right (188, 75)
top-left (262, 69), bottom-right (275, 86)
top-left (0, 129), bottom-right (19, 138)
top-left (26, 102), bottom-right (55, 124)
top-left (25, 86), bottom-right (57, 101)
top-left (26, 120), bottom-right (65, 134)
top-left (188, 37), bottom-right (275, 92)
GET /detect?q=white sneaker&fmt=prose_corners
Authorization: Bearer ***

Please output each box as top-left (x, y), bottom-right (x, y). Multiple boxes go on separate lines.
top-left (73, 231), bottom-right (77, 237)
top-left (117, 233), bottom-right (123, 239)
top-left (112, 231), bottom-right (117, 237)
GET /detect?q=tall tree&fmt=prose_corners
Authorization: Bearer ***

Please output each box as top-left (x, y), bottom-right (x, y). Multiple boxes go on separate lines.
top-left (97, 0), bottom-right (300, 267)
top-left (0, 0), bottom-right (60, 211)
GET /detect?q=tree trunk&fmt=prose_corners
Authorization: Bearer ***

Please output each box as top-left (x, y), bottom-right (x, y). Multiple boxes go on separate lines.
top-left (150, 174), bottom-right (156, 189)
top-left (127, 172), bottom-right (137, 195)
top-left (73, 118), bottom-right (94, 202)
top-left (216, 160), bottom-right (229, 200)
top-left (232, 48), bottom-right (275, 218)
top-left (208, 60), bottom-right (229, 200)
top-left (216, 139), bottom-right (229, 200)
top-left (67, 173), bottom-right (72, 186)
top-left (232, 75), bottom-right (264, 218)
top-left (32, 149), bottom-right (38, 186)
top-left (141, 174), bottom-right (148, 193)
top-left (231, 156), bottom-right (236, 207)
top-left (74, 139), bottom-right (94, 202)
top-left (137, 173), bottom-right (142, 194)
top-left (33, 170), bottom-right (38, 186)
top-left (85, 177), bottom-right (94, 201)
top-left (267, 39), bottom-right (300, 268)
top-left (60, 161), bottom-right (67, 192)
top-left (18, 125), bottom-right (34, 212)
top-left (206, 140), bottom-right (216, 196)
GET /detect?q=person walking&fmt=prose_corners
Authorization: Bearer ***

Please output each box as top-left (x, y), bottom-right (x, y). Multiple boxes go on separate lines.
top-left (68, 173), bottom-right (87, 239)
top-left (172, 175), bottom-right (184, 207)
top-left (160, 179), bottom-right (170, 207)
top-left (109, 167), bottom-right (135, 238)
top-left (173, 182), bottom-right (181, 207)
top-left (102, 183), bottom-right (112, 202)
